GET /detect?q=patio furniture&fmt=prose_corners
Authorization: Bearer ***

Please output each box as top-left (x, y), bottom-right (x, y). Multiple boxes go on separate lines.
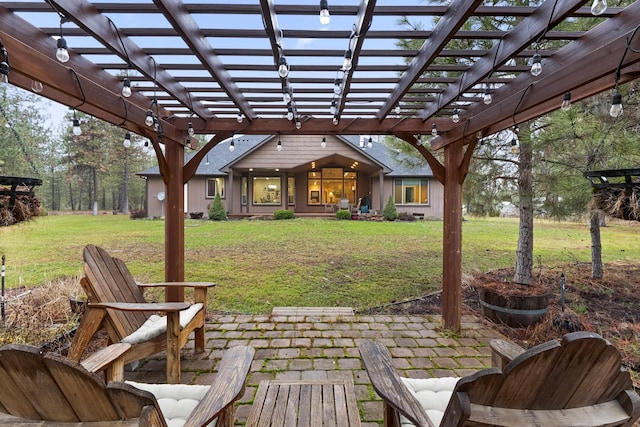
top-left (68, 244), bottom-right (215, 383)
top-left (246, 379), bottom-right (361, 427)
top-left (359, 331), bottom-right (640, 427)
top-left (0, 343), bottom-right (254, 427)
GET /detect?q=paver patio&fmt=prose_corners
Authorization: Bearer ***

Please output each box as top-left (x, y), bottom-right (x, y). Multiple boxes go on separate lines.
top-left (123, 311), bottom-right (505, 426)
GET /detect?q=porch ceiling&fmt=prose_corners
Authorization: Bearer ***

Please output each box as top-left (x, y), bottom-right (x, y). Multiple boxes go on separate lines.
top-left (1, 1), bottom-right (640, 150)
top-left (290, 153), bottom-right (380, 175)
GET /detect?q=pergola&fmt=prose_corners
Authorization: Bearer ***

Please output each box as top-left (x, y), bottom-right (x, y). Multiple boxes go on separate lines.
top-left (2, 0), bottom-right (640, 331)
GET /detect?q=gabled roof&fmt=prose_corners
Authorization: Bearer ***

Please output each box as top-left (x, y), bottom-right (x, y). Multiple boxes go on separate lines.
top-left (138, 135), bottom-right (432, 177)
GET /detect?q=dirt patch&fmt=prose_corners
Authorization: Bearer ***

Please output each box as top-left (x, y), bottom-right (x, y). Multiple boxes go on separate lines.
top-left (360, 261), bottom-right (640, 387)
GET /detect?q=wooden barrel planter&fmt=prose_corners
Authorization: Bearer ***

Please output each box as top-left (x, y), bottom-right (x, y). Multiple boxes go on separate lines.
top-left (479, 288), bottom-right (550, 328)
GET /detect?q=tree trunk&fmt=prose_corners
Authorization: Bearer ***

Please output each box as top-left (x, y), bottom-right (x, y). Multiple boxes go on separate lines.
top-left (590, 209), bottom-right (604, 279)
top-left (92, 167), bottom-right (98, 216)
top-left (514, 134), bottom-right (534, 286)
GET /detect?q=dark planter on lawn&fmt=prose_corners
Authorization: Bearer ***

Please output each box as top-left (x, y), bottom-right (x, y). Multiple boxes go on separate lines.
top-left (479, 287), bottom-right (550, 327)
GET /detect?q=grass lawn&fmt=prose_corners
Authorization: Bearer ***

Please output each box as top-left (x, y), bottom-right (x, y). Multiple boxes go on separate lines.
top-left (1, 214), bottom-right (638, 314)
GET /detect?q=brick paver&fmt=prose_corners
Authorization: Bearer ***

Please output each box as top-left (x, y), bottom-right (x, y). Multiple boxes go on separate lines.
top-left (124, 313), bottom-right (498, 426)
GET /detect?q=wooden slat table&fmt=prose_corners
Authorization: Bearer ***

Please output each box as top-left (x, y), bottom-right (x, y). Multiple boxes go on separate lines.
top-left (246, 379), bottom-right (361, 427)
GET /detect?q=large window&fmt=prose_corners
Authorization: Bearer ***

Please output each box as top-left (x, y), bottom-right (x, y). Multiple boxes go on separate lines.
top-left (253, 176), bottom-right (281, 205)
top-left (394, 178), bottom-right (429, 204)
top-left (206, 177), bottom-right (225, 198)
top-left (307, 168), bottom-right (357, 205)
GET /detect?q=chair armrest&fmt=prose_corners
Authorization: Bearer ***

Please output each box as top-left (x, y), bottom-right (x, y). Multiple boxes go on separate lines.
top-left (137, 282), bottom-right (216, 288)
top-left (358, 341), bottom-right (435, 427)
top-left (489, 339), bottom-right (525, 370)
top-left (184, 346), bottom-right (256, 427)
top-left (81, 343), bottom-right (131, 382)
top-left (88, 301), bottom-right (191, 312)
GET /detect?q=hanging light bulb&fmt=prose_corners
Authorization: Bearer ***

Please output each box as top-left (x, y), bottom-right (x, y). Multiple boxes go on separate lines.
top-left (367, 136), bottom-right (373, 149)
top-left (296, 119), bottom-right (302, 129)
top-left (530, 53), bottom-right (542, 77)
top-left (282, 86), bottom-right (291, 104)
top-left (342, 50), bottom-right (352, 71)
top-left (187, 120), bottom-right (195, 136)
top-left (321, 136), bottom-right (326, 148)
top-left (610, 90), bottom-right (623, 118)
top-left (591, 0), bottom-right (607, 15)
top-left (56, 37), bottom-right (69, 63)
top-left (144, 139), bottom-right (149, 147)
top-left (72, 111), bottom-right (81, 136)
top-left (237, 112), bottom-right (244, 123)
top-left (278, 56), bottom-right (289, 78)
top-left (145, 110), bottom-right (154, 127)
top-left (561, 92), bottom-right (572, 111)
top-left (359, 137), bottom-right (364, 148)
top-left (319, 0), bottom-right (330, 25)
top-left (123, 131), bottom-right (131, 148)
top-left (394, 105), bottom-right (401, 115)
top-left (121, 77), bottom-right (132, 98)
top-left (333, 78), bottom-right (342, 95)
top-left (185, 136), bottom-right (192, 150)
top-left (287, 106), bottom-right (294, 121)
top-left (431, 122), bottom-right (438, 137)
top-left (153, 116), bottom-right (159, 132)
top-left (276, 138), bottom-right (282, 151)
top-left (332, 115), bottom-right (339, 125)
top-left (31, 80), bottom-right (43, 93)
top-left (483, 87), bottom-right (492, 105)
top-left (330, 99), bottom-right (337, 115)
top-left (452, 108), bottom-right (460, 123)
top-left (510, 138), bottom-right (518, 154)
top-left (229, 139), bottom-right (235, 152)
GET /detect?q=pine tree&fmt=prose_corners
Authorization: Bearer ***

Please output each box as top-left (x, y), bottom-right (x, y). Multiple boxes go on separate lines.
top-left (382, 195), bottom-right (398, 221)
top-left (208, 193), bottom-right (227, 220)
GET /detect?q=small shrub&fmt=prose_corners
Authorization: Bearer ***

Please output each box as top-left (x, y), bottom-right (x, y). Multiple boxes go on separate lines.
top-left (129, 209), bottom-right (146, 219)
top-left (208, 194), bottom-right (227, 220)
top-left (274, 209), bottom-right (294, 220)
top-left (382, 196), bottom-right (398, 221)
top-left (335, 209), bottom-right (351, 220)
top-left (398, 212), bottom-right (416, 221)
top-left (189, 212), bottom-right (204, 219)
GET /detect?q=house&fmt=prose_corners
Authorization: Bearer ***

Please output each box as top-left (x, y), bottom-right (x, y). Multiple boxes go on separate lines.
top-left (137, 134), bottom-right (444, 219)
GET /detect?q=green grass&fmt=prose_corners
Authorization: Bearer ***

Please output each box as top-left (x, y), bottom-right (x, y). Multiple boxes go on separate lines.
top-left (1, 215), bottom-right (638, 313)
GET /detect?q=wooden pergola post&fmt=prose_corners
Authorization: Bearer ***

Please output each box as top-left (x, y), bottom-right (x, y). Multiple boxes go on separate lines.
top-left (164, 141), bottom-right (185, 301)
top-left (442, 140), bottom-right (465, 332)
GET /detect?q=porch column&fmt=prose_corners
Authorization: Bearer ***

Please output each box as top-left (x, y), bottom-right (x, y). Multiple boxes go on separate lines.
top-left (378, 172), bottom-right (384, 212)
top-left (442, 140), bottom-right (464, 332)
top-left (228, 170), bottom-right (234, 215)
top-left (164, 141), bottom-right (185, 301)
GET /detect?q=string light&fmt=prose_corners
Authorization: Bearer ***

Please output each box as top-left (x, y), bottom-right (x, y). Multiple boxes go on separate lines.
top-left (431, 122), bottom-right (438, 137)
top-left (278, 55), bottom-right (289, 78)
top-left (591, 0), bottom-right (607, 16)
top-left (276, 138), bottom-right (282, 151)
top-left (483, 87), bottom-right (492, 105)
top-left (121, 77), bottom-right (131, 97)
top-left (610, 90), bottom-right (623, 118)
top-left (31, 80), bottom-right (43, 93)
top-left (282, 86), bottom-right (291, 104)
top-left (530, 52), bottom-right (542, 77)
top-left (367, 136), bottom-right (373, 148)
top-left (452, 108), bottom-right (460, 123)
top-left (561, 92), bottom-right (571, 111)
top-left (56, 19), bottom-right (70, 63)
top-left (319, 0), bottom-right (330, 25)
top-left (72, 110), bottom-right (81, 136)
top-left (123, 131), bottom-right (131, 148)
top-left (321, 136), bottom-right (326, 148)
top-left (237, 112), bottom-right (244, 123)
top-left (0, 41), bottom-right (9, 84)
top-left (342, 49), bottom-right (353, 72)
top-left (229, 139), bottom-right (235, 152)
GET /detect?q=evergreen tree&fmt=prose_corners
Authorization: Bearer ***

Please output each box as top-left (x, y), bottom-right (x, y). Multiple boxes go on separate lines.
top-left (208, 193), bottom-right (227, 220)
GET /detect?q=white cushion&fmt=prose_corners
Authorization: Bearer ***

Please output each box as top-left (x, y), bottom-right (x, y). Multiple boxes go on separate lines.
top-left (121, 303), bottom-right (203, 345)
top-left (399, 377), bottom-right (459, 427)
top-left (127, 381), bottom-right (217, 427)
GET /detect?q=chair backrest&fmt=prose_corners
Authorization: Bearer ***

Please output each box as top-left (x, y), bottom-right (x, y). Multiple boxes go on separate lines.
top-left (447, 331), bottom-right (639, 426)
top-left (0, 344), bottom-right (164, 425)
top-left (82, 244), bottom-right (149, 340)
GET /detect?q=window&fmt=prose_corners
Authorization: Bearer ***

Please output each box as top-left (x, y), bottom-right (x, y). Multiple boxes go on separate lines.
top-left (394, 178), bottom-right (429, 204)
top-left (253, 176), bottom-right (281, 205)
top-left (206, 177), bottom-right (225, 198)
top-left (307, 168), bottom-right (357, 205)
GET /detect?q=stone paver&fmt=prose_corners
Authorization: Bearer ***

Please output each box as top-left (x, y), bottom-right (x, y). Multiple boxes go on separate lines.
top-left (125, 313), bottom-right (499, 426)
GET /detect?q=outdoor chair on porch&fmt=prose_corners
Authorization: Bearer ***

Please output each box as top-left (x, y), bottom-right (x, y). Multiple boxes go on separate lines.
top-left (68, 244), bottom-right (215, 383)
top-left (359, 331), bottom-right (640, 427)
top-left (0, 343), bottom-right (254, 427)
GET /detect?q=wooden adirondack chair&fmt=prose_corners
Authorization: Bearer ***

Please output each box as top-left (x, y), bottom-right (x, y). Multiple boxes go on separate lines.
top-left (359, 331), bottom-right (640, 427)
top-left (0, 343), bottom-right (254, 427)
top-left (68, 244), bottom-right (215, 383)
